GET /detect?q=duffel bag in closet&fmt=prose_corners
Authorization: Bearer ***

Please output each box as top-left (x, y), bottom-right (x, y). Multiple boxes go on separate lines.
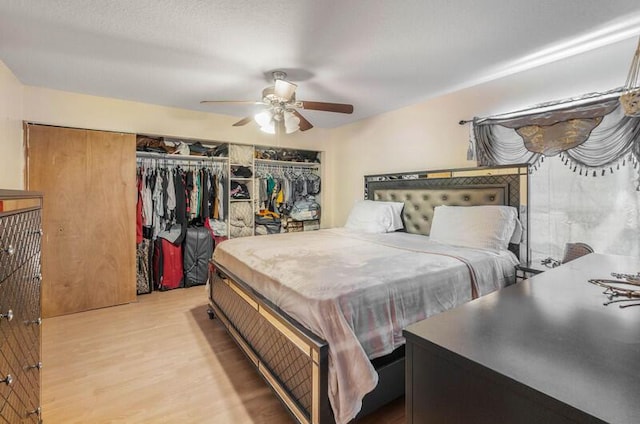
top-left (290, 196), bottom-right (321, 221)
top-left (183, 226), bottom-right (214, 287)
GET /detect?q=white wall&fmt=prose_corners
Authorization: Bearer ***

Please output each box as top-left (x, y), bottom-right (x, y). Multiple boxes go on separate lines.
top-left (326, 37), bottom-right (638, 227)
top-left (0, 61), bottom-right (24, 189)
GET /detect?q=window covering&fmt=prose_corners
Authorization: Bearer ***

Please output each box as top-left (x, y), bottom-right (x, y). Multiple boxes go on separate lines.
top-left (471, 91), bottom-right (640, 189)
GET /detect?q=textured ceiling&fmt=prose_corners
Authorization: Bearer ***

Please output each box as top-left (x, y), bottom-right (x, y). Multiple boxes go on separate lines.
top-left (2, 1), bottom-right (640, 129)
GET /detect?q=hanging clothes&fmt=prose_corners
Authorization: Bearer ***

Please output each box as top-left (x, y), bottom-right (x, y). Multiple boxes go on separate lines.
top-left (167, 169), bottom-right (176, 216)
top-left (136, 172), bottom-right (144, 244)
top-left (254, 163), bottom-right (321, 237)
top-left (255, 164), bottom-right (321, 218)
top-left (142, 169), bottom-right (153, 227)
top-left (173, 169), bottom-right (186, 224)
top-left (136, 156), bottom-right (227, 292)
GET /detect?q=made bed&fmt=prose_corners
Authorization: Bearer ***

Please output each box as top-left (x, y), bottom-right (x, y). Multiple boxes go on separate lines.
top-left (207, 165), bottom-right (530, 424)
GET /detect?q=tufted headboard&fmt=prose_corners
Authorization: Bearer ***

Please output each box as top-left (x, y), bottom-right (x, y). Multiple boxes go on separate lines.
top-left (364, 165), bottom-right (529, 261)
top-left (373, 186), bottom-right (506, 236)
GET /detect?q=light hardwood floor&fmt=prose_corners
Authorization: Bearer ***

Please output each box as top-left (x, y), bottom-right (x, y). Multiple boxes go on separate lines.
top-left (42, 286), bottom-right (404, 423)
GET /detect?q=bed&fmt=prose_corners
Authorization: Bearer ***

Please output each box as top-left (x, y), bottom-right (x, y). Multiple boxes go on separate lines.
top-left (207, 165), bottom-right (530, 424)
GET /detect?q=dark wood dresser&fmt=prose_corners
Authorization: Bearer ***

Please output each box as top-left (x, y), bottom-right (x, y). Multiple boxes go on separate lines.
top-left (404, 254), bottom-right (640, 424)
top-left (0, 190), bottom-right (43, 423)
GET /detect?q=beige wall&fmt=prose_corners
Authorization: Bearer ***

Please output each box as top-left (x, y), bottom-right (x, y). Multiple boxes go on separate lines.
top-left (0, 61), bottom-right (24, 189)
top-left (19, 83), bottom-right (332, 212)
top-left (22, 85), bottom-right (330, 151)
top-left (326, 37), bottom-right (637, 227)
top-left (3, 35), bottom-right (637, 224)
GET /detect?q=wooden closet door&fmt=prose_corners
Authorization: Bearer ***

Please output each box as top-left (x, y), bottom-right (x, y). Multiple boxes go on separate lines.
top-left (26, 124), bottom-right (136, 317)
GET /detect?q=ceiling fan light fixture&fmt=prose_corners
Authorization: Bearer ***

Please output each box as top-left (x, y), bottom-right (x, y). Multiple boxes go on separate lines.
top-left (254, 110), bottom-right (273, 127)
top-left (275, 79), bottom-right (297, 101)
top-left (284, 111), bottom-right (301, 134)
top-left (255, 110), bottom-right (277, 134)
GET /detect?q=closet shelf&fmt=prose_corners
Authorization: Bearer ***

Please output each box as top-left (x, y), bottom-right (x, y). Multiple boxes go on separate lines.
top-left (136, 151), bottom-right (228, 162)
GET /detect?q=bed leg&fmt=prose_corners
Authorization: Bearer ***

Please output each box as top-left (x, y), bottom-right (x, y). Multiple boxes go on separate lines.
top-left (207, 308), bottom-right (216, 320)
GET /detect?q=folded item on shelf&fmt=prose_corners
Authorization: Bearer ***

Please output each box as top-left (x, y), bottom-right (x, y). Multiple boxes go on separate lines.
top-left (231, 165), bottom-right (253, 178)
top-left (189, 142), bottom-right (212, 156)
top-left (171, 142), bottom-right (190, 155)
top-left (210, 144), bottom-right (228, 157)
top-left (230, 181), bottom-right (250, 199)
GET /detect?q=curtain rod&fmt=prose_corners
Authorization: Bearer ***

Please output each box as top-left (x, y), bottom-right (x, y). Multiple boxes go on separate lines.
top-left (458, 87), bottom-right (624, 125)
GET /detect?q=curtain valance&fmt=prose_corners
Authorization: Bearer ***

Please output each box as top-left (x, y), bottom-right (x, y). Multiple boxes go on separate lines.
top-left (470, 90), bottom-right (640, 188)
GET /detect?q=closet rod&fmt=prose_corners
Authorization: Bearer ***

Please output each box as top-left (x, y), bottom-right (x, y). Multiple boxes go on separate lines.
top-left (256, 166), bottom-right (318, 171)
top-left (255, 166), bottom-right (318, 175)
top-left (255, 164), bottom-right (320, 172)
top-left (136, 151), bottom-right (228, 162)
top-left (136, 160), bottom-right (225, 169)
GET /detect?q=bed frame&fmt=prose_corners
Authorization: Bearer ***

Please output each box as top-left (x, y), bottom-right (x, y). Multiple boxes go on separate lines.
top-left (207, 164), bottom-right (529, 424)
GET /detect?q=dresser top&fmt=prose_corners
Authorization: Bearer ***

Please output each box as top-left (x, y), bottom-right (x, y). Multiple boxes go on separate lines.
top-left (0, 189), bottom-right (43, 199)
top-left (0, 190), bottom-right (43, 213)
top-left (404, 253), bottom-right (640, 424)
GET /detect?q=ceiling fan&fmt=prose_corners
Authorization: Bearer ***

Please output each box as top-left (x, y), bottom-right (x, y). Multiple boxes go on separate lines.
top-left (201, 71), bottom-right (354, 133)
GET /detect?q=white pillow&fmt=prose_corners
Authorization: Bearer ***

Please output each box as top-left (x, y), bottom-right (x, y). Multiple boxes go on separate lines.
top-left (429, 205), bottom-right (518, 253)
top-left (510, 217), bottom-right (523, 244)
top-left (386, 201), bottom-right (405, 231)
top-left (344, 200), bottom-right (404, 233)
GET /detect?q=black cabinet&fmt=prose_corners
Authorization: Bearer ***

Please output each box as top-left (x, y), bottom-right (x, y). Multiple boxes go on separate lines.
top-left (404, 254), bottom-right (640, 424)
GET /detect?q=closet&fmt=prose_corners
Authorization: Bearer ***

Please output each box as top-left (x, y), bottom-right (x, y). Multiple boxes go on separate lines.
top-left (136, 141), bottom-right (323, 241)
top-left (228, 144), bottom-right (323, 237)
top-left (135, 153), bottom-right (227, 293)
top-left (26, 124), bottom-right (136, 318)
top-left (25, 123), bottom-right (323, 312)
top-left (134, 141), bottom-right (323, 293)
top-left (254, 159), bottom-right (321, 235)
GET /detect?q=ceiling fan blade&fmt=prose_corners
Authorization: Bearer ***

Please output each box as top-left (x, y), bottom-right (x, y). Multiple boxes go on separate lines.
top-left (300, 101), bottom-right (354, 114)
top-left (274, 79), bottom-right (297, 101)
top-left (200, 100), bottom-right (264, 105)
top-left (291, 110), bottom-right (314, 131)
top-left (232, 116), bottom-right (253, 127)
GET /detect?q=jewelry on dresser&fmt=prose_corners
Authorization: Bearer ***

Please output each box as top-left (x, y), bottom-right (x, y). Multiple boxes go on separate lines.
top-left (588, 278), bottom-right (640, 308)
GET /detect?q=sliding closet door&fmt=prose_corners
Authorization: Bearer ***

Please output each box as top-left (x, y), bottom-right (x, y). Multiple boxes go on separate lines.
top-left (26, 124), bottom-right (136, 317)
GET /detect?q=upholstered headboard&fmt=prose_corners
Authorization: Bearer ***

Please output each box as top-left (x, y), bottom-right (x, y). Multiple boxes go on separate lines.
top-left (365, 165), bottom-right (529, 261)
top-left (373, 186), bottom-right (506, 236)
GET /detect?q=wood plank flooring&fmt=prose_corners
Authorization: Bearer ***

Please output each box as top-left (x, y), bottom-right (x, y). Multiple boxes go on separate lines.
top-left (41, 286), bottom-right (404, 424)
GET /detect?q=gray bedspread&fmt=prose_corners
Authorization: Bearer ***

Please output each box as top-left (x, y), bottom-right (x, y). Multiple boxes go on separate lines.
top-left (213, 228), bottom-right (518, 424)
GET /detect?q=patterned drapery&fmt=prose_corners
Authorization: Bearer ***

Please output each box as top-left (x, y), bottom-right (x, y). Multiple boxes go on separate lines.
top-left (471, 92), bottom-right (640, 188)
